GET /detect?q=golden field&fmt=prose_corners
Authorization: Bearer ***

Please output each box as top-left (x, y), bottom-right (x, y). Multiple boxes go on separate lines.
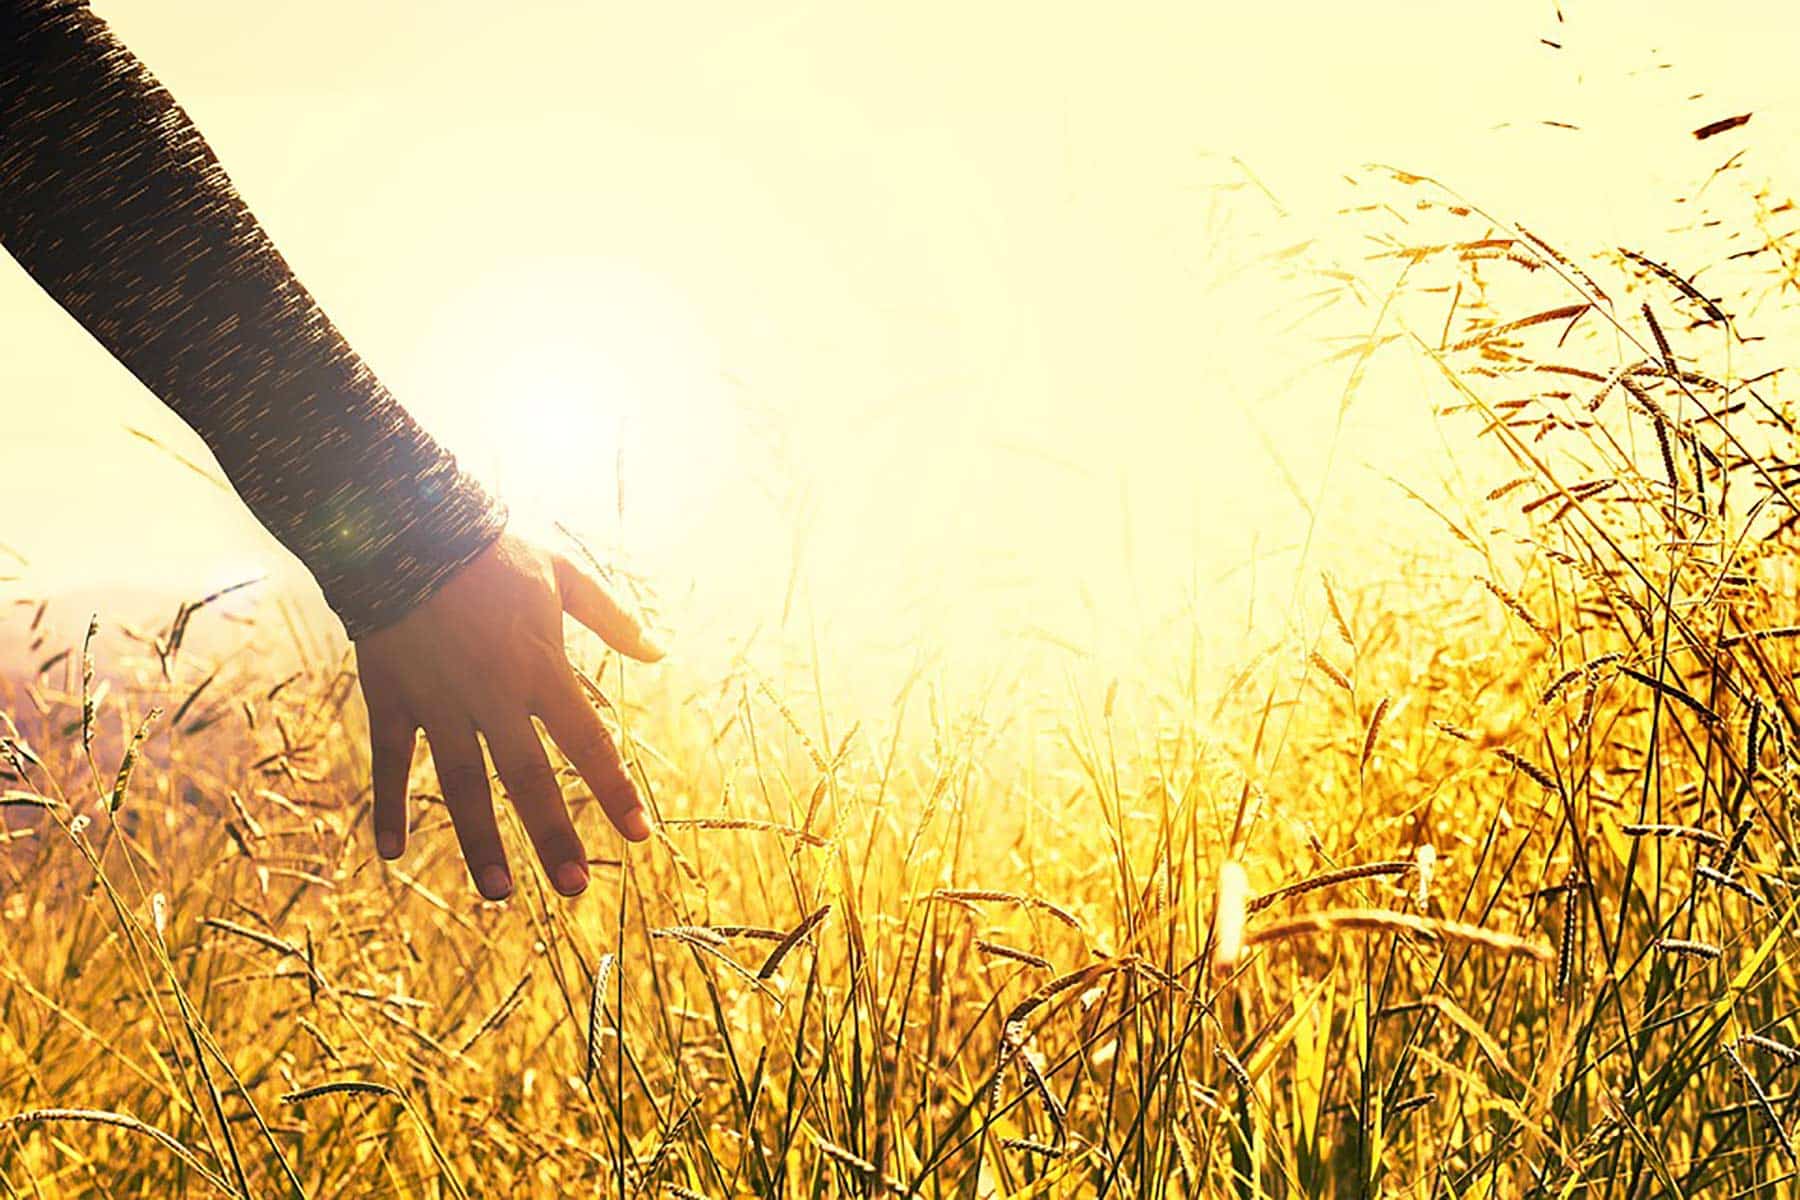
top-left (7, 165), bottom-right (1800, 1198)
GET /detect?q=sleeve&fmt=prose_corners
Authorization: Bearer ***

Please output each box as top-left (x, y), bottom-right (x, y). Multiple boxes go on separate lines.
top-left (0, 0), bottom-right (507, 639)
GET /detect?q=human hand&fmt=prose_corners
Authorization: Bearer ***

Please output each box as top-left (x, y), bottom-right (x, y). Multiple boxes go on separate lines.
top-left (353, 530), bottom-right (663, 901)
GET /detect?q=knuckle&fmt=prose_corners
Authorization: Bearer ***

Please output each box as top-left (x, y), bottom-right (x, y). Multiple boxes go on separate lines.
top-left (539, 652), bottom-right (579, 696)
top-left (562, 716), bottom-right (613, 760)
top-left (538, 815), bottom-right (581, 847)
top-left (587, 766), bottom-right (638, 809)
top-left (436, 762), bottom-right (490, 798)
top-left (504, 762), bottom-right (561, 800)
top-left (563, 700), bottom-right (618, 749)
top-left (539, 823), bottom-right (584, 863)
top-left (448, 806), bottom-right (501, 847)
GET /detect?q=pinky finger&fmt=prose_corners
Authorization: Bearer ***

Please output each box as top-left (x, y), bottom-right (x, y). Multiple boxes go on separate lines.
top-left (369, 710), bottom-right (418, 860)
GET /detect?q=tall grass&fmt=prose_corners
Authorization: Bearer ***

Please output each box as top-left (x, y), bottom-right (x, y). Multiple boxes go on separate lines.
top-left (6, 163), bottom-right (1800, 1196)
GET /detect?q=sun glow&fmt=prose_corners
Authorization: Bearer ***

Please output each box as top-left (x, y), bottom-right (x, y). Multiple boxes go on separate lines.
top-left (404, 256), bottom-right (737, 552)
top-left (379, 189), bottom-right (1463, 687)
top-left (4, 0), bottom-right (1791, 683)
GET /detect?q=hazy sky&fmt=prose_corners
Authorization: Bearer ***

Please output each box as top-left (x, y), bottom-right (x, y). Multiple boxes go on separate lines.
top-left (2, 1), bottom-right (1792, 661)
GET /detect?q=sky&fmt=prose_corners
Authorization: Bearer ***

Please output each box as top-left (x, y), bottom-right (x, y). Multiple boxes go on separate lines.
top-left (2, 0), bottom-right (1794, 670)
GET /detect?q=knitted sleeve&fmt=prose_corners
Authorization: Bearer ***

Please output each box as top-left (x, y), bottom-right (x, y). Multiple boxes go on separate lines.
top-left (0, 0), bottom-right (507, 638)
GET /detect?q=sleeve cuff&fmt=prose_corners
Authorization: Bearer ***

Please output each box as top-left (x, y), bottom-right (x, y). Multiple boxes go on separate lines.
top-left (304, 460), bottom-right (509, 641)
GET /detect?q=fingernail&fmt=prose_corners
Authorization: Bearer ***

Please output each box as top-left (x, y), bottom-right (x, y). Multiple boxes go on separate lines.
top-left (375, 829), bottom-right (402, 860)
top-left (553, 860), bottom-right (589, 895)
top-left (621, 808), bottom-right (653, 842)
top-left (638, 630), bottom-right (668, 660)
top-left (477, 865), bottom-right (512, 900)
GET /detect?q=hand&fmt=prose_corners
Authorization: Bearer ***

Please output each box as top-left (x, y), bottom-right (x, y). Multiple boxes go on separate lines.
top-left (353, 530), bottom-right (663, 901)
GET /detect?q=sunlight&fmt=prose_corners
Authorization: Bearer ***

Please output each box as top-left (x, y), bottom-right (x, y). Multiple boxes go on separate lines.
top-left (408, 256), bottom-right (736, 558)
top-left (7, 3), bottom-right (1800, 1193)
top-left (480, 346), bottom-right (623, 518)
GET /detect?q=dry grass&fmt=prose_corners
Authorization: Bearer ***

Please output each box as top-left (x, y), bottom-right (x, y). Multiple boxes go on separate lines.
top-left (8, 164), bottom-right (1800, 1197)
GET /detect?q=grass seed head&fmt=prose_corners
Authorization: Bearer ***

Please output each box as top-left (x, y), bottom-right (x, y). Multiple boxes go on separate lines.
top-left (1211, 859), bottom-right (1249, 980)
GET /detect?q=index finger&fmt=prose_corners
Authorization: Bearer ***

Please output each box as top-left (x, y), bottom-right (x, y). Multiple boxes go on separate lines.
top-left (538, 667), bottom-right (653, 843)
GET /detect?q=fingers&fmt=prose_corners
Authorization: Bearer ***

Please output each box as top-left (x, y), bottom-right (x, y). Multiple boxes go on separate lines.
top-left (367, 704), bottom-right (418, 861)
top-left (552, 551), bottom-right (664, 662)
top-left (485, 713), bottom-right (590, 896)
top-left (539, 669), bottom-right (653, 844)
top-left (423, 722), bottom-right (512, 901)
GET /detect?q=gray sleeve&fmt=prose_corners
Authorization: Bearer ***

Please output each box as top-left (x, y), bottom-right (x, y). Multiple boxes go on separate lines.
top-left (0, 0), bottom-right (507, 638)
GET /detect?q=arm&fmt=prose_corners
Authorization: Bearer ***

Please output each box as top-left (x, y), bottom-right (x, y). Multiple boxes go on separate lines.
top-left (0, 0), bottom-right (660, 899)
top-left (0, 0), bottom-right (501, 636)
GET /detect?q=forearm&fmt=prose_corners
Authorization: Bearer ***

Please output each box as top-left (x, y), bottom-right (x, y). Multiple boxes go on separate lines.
top-left (0, 0), bottom-right (505, 638)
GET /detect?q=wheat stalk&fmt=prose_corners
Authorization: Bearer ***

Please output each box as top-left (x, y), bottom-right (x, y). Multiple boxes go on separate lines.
top-left (975, 940), bottom-right (1053, 970)
top-left (1361, 696), bottom-right (1392, 772)
top-left (661, 817), bottom-right (827, 847)
top-left (282, 1080), bottom-right (399, 1103)
top-left (1248, 909), bottom-right (1552, 961)
top-left (1, 1108), bottom-right (235, 1195)
top-left (585, 953), bottom-right (615, 1083)
top-left (1654, 938), bottom-right (1722, 960)
top-left (1493, 748), bottom-right (1558, 792)
top-left (1248, 860), bottom-right (1412, 914)
top-left (757, 905), bottom-right (832, 979)
top-left (931, 889), bottom-right (1083, 930)
top-left (1727, 1043), bottom-right (1794, 1161)
top-left (1620, 822), bottom-right (1725, 847)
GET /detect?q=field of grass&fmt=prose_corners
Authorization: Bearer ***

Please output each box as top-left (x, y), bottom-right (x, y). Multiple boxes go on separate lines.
top-left (8, 167), bottom-right (1800, 1197)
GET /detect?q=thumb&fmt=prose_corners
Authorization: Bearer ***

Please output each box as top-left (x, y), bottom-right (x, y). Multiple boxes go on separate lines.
top-left (552, 550), bottom-right (665, 662)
